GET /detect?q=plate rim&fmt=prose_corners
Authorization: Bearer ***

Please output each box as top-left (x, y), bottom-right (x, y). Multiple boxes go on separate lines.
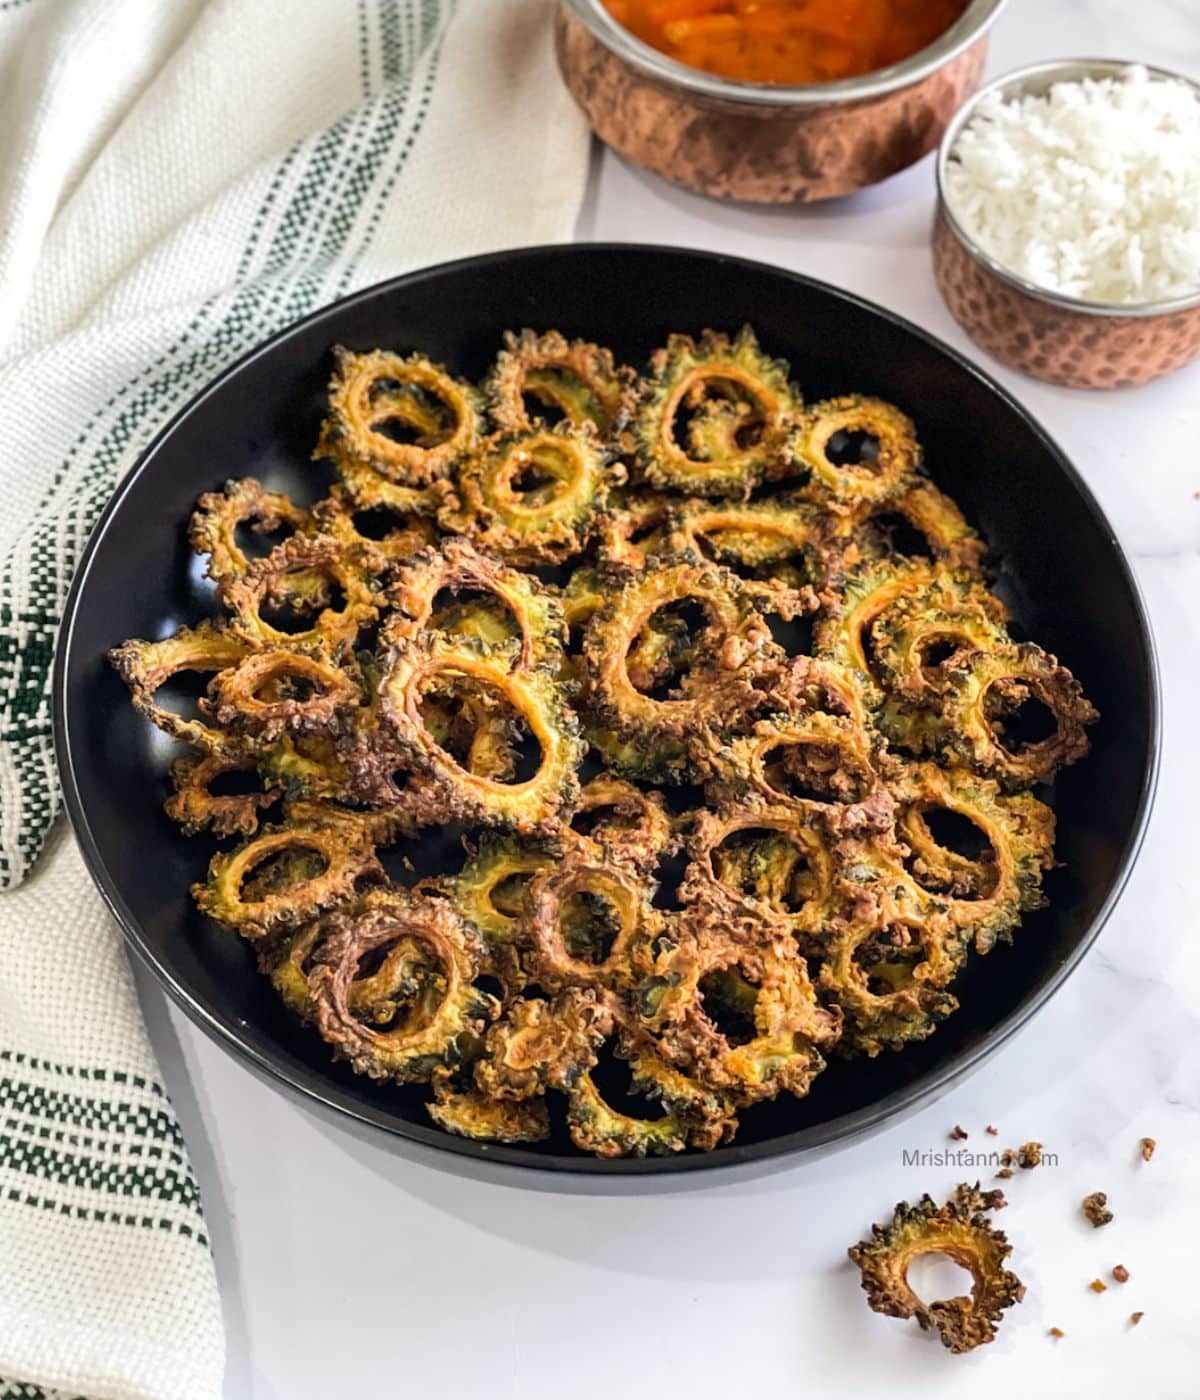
top-left (52, 242), bottom-right (1163, 1181)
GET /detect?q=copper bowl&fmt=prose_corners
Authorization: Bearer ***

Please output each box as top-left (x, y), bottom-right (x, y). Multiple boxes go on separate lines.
top-left (555, 0), bottom-right (1006, 204)
top-left (934, 59), bottom-right (1200, 390)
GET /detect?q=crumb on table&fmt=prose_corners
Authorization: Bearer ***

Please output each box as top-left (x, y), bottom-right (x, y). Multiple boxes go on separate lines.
top-left (1140, 1137), bottom-right (1156, 1162)
top-left (1112, 1264), bottom-right (1130, 1284)
top-left (1083, 1191), bottom-right (1113, 1227)
top-left (1089, 1278), bottom-right (1108, 1294)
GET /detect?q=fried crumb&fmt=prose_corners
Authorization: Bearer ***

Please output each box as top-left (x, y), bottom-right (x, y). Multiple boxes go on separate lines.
top-left (950, 1124), bottom-right (968, 1140)
top-left (985, 1124), bottom-right (999, 1136)
top-left (1112, 1265), bottom-right (1130, 1284)
top-left (1017, 1141), bottom-right (1043, 1169)
top-left (1089, 1278), bottom-right (1107, 1293)
top-left (1129, 1311), bottom-right (1144, 1326)
top-left (1140, 1137), bottom-right (1156, 1162)
top-left (1083, 1191), bottom-right (1114, 1228)
top-left (1048, 1326), bottom-right (1065, 1339)
top-left (996, 1166), bottom-right (1014, 1179)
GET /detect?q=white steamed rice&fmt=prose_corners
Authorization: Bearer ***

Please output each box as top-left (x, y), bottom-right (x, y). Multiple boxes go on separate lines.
top-left (943, 65), bottom-right (1200, 305)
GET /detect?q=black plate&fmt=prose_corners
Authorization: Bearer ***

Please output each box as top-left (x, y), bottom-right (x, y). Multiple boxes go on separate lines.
top-left (54, 245), bottom-right (1160, 1184)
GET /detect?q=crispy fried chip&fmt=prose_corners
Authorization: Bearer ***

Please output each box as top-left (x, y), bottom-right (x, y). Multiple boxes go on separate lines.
top-left (848, 1183), bottom-right (1025, 1354)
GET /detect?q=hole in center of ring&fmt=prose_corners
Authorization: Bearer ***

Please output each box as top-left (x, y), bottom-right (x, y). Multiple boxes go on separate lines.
top-left (762, 739), bottom-right (869, 805)
top-left (826, 427), bottom-right (880, 470)
top-left (712, 827), bottom-right (815, 914)
top-left (349, 934), bottom-right (444, 1031)
top-left (629, 598), bottom-right (710, 700)
top-left (906, 1254), bottom-right (976, 1307)
top-left (507, 444), bottom-right (569, 507)
top-left (260, 574), bottom-right (346, 634)
top-left (239, 842), bottom-right (329, 901)
top-left (854, 924), bottom-right (922, 998)
top-left (588, 1039), bottom-right (667, 1120)
top-left (416, 672), bottom-right (542, 785)
top-left (985, 684), bottom-right (1058, 753)
top-left (560, 888), bottom-right (623, 965)
top-left (699, 967), bottom-right (759, 1046)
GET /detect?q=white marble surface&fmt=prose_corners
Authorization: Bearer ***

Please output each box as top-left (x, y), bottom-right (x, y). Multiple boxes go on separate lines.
top-left (136, 3), bottom-right (1200, 1395)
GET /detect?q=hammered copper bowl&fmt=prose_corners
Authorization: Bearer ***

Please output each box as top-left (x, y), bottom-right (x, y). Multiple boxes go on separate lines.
top-left (935, 59), bottom-right (1200, 390)
top-left (555, 0), bottom-right (1006, 203)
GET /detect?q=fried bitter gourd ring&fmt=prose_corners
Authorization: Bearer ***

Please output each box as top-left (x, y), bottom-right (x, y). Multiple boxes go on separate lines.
top-left (665, 497), bottom-right (832, 617)
top-left (221, 534), bottom-right (379, 654)
top-left (384, 536), bottom-right (565, 671)
top-left (164, 750), bottom-right (281, 838)
top-left (814, 558), bottom-right (1006, 708)
top-left (315, 345), bottom-right (484, 488)
top-left (566, 1037), bottom-right (737, 1158)
top-left (428, 1078), bottom-right (550, 1144)
top-left (581, 557), bottom-right (778, 748)
top-left (938, 642), bottom-right (1098, 789)
top-left (570, 774), bottom-right (676, 870)
top-left (380, 633), bottom-right (584, 833)
top-left (446, 423), bottom-right (617, 566)
top-left (193, 804), bottom-right (389, 938)
top-left (450, 834), bottom-right (557, 947)
top-left (705, 710), bottom-right (894, 837)
top-left (633, 327), bottom-right (799, 498)
top-left (108, 620), bottom-right (251, 754)
top-left (639, 919), bottom-right (839, 1105)
top-left (871, 592), bottom-right (1009, 708)
top-left (188, 478), bottom-right (311, 585)
top-left (268, 893), bottom-right (436, 1022)
top-left (307, 484), bottom-right (438, 563)
top-left (525, 852), bottom-right (661, 995)
top-left (893, 763), bottom-right (1055, 953)
top-left (792, 395), bottom-right (920, 506)
top-left (307, 890), bottom-right (498, 1082)
top-left (840, 480), bottom-right (987, 575)
top-left (667, 497), bottom-right (826, 572)
top-left (418, 676), bottom-right (527, 784)
top-left (473, 988), bottom-right (611, 1100)
top-left (848, 1183), bottom-right (1025, 1354)
top-left (485, 328), bottom-right (636, 437)
top-left (679, 800), bottom-right (837, 946)
top-left (333, 452), bottom-right (453, 516)
top-left (203, 648), bottom-right (362, 744)
top-left (818, 911), bottom-right (962, 1056)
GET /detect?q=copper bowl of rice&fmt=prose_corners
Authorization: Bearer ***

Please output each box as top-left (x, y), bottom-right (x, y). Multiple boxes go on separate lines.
top-left (934, 58), bottom-right (1200, 390)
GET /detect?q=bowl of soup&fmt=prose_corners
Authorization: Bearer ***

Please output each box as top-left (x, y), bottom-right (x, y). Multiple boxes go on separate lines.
top-left (556, 0), bottom-right (1007, 203)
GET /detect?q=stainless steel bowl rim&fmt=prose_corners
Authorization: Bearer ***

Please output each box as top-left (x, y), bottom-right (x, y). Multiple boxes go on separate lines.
top-left (937, 57), bottom-right (1200, 319)
top-left (562, 0), bottom-right (1007, 106)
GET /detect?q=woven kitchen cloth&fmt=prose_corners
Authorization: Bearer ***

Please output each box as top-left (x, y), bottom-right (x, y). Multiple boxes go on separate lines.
top-left (0, 0), bottom-right (590, 1395)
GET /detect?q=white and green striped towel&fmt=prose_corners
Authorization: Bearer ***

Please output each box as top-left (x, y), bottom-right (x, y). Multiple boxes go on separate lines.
top-left (0, 2), bottom-right (590, 1396)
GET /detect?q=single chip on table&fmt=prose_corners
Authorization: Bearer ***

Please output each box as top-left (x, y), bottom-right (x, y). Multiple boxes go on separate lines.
top-left (848, 1182), bottom-right (1025, 1354)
